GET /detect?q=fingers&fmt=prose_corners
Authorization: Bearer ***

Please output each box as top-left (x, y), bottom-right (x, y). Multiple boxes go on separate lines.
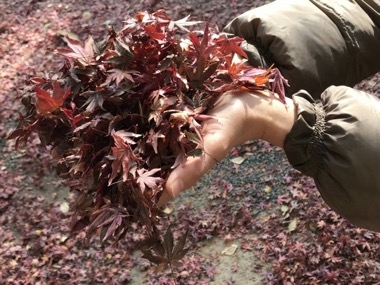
top-left (157, 129), bottom-right (230, 207)
top-left (156, 155), bottom-right (215, 207)
top-left (157, 154), bottom-right (220, 207)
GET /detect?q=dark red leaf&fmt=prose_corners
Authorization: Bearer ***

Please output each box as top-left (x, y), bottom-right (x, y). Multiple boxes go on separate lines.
top-left (35, 81), bottom-right (70, 116)
top-left (109, 131), bottom-right (141, 185)
top-left (141, 226), bottom-right (189, 272)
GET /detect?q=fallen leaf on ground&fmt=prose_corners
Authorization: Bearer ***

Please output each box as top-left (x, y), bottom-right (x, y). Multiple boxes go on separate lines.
top-left (221, 244), bottom-right (238, 256)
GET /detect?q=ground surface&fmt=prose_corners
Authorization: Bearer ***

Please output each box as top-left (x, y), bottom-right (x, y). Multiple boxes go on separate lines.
top-left (1, 1), bottom-right (380, 284)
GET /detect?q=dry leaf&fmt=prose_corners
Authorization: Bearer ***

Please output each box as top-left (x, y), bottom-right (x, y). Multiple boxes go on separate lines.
top-left (162, 206), bottom-right (174, 214)
top-left (288, 218), bottom-right (297, 232)
top-left (60, 201), bottom-right (70, 214)
top-left (230, 156), bottom-right (245, 165)
top-left (264, 185), bottom-right (272, 193)
top-left (221, 244), bottom-right (238, 256)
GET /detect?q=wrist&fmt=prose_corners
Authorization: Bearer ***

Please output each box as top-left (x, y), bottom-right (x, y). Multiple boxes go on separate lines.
top-left (260, 94), bottom-right (296, 148)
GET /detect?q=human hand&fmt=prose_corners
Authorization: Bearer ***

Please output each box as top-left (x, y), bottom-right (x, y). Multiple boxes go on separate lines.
top-left (157, 90), bottom-right (295, 206)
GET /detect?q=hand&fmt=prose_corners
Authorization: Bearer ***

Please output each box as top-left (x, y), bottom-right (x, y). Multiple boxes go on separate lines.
top-left (157, 90), bottom-right (295, 206)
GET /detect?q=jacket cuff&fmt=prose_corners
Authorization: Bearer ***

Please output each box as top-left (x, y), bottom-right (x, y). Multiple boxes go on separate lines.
top-left (283, 86), bottom-right (380, 232)
top-left (283, 91), bottom-right (325, 177)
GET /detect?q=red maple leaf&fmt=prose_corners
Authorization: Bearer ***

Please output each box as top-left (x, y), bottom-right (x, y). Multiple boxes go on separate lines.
top-left (109, 131), bottom-right (141, 185)
top-left (56, 36), bottom-right (95, 66)
top-left (214, 36), bottom-right (247, 58)
top-left (35, 81), bottom-right (71, 116)
top-left (136, 168), bottom-right (164, 194)
top-left (269, 67), bottom-right (289, 103)
top-left (103, 69), bottom-right (136, 87)
top-left (141, 226), bottom-right (189, 273)
top-left (144, 24), bottom-right (166, 41)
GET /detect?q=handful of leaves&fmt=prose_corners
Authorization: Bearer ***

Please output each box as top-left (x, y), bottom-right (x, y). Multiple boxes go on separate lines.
top-left (9, 10), bottom-right (287, 246)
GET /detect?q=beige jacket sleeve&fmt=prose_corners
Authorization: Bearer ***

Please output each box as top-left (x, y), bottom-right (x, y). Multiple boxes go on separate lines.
top-left (284, 86), bottom-right (380, 232)
top-left (224, 0), bottom-right (380, 99)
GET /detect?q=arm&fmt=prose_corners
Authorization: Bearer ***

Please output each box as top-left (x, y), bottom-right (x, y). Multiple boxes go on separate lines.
top-left (223, 0), bottom-right (380, 98)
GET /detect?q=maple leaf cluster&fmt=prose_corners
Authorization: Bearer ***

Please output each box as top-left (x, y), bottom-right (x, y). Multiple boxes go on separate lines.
top-left (8, 9), bottom-right (287, 250)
